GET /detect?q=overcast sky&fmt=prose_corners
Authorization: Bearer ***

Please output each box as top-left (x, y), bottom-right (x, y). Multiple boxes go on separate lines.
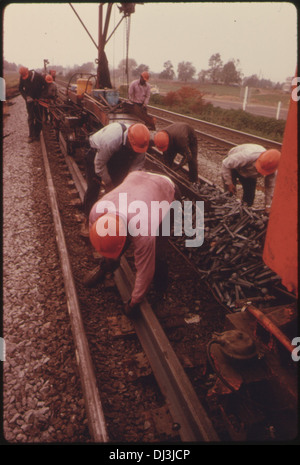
top-left (3, 2), bottom-right (298, 83)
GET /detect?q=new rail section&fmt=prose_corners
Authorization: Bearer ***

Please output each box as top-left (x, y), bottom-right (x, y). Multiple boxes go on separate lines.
top-left (41, 126), bottom-right (220, 442)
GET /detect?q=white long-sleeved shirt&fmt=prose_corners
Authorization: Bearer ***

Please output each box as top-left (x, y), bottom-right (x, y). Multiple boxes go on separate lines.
top-left (89, 122), bottom-right (145, 186)
top-left (128, 79), bottom-right (151, 106)
top-left (221, 144), bottom-right (277, 206)
top-left (89, 171), bottom-right (175, 305)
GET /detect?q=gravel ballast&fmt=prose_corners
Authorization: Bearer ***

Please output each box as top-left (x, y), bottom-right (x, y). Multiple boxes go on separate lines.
top-left (3, 96), bottom-right (90, 443)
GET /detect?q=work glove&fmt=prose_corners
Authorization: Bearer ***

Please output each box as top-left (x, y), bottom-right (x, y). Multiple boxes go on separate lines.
top-left (124, 299), bottom-right (140, 318)
top-left (227, 183), bottom-right (237, 195)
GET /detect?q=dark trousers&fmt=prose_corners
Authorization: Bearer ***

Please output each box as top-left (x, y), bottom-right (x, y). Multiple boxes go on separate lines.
top-left (153, 234), bottom-right (169, 293)
top-left (152, 190), bottom-right (180, 293)
top-left (165, 136), bottom-right (198, 183)
top-left (232, 169), bottom-right (257, 206)
top-left (26, 101), bottom-right (42, 138)
top-left (131, 103), bottom-right (156, 130)
top-left (83, 148), bottom-right (102, 218)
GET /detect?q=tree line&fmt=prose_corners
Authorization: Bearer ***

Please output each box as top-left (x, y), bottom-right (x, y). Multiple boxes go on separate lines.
top-left (4, 53), bottom-right (285, 89)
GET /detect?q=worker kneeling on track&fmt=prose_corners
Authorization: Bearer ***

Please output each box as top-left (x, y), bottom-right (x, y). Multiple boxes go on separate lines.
top-left (221, 144), bottom-right (281, 213)
top-left (85, 170), bottom-right (178, 318)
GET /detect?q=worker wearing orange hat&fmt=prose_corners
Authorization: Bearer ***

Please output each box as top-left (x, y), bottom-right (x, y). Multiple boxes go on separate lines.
top-left (128, 71), bottom-right (156, 130)
top-left (87, 170), bottom-right (176, 317)
top-left (42, 74), bottom-right (58, 99)
top-left (129, 71), bottom-right (151, 108)
top-left (154, 123), bottom-right (199, 184)
top-left (19, 66), bottom-right (46, 142)
top-left (221, 144), bottom-right (281, 212)
top-left (80, 122), bottom-right (149, 237)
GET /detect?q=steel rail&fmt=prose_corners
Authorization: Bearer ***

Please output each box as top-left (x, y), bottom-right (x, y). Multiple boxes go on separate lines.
top-left (40, 131), bottom-right (109, 443)
top-left (148, 105), bottom-right (282, 150)
top-left (57, 138), bottom-right (219, 442)
top-left (114, 258), bottom-right (219, 442)
top-left (54, 82), bottom-right (281, 151)
top-left (149, 110), bottom-right (237, 149)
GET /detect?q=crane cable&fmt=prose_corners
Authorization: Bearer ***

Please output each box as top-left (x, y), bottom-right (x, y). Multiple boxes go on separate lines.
top-left (125, 15), bottom-right (131, 88)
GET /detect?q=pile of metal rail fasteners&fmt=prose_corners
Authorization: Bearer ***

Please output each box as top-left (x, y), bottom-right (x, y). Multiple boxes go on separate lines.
top-left (171, 183), bottom-right (281, 310)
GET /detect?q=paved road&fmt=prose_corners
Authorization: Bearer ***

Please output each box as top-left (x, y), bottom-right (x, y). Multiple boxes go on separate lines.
top-left (203, 98), bottom-right (288, 120)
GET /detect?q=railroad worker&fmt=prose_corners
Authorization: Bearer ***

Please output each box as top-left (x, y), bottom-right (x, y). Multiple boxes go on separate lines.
top-left (129, 71), bottom-right (151, 109)
top-left (128, 71), bottom-right (156, 130)
top-left (42, 74), bottom-right (58, 100)
top-left (19, 66), bottom-right (46, 142)
top-left (221, 144), bottom-right (281, 212)
top-left (87, 170), bottom-right (177, 317)
top-left (40, 75), bottom-right (58, 123)
top-left (154, 123), bottom-right (199, 184)
top-left (80, 122), bottom-right (150, 237)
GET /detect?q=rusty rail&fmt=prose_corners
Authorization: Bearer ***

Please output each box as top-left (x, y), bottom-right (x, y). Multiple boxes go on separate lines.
top-left (40, 131), bottom-right (109, 442)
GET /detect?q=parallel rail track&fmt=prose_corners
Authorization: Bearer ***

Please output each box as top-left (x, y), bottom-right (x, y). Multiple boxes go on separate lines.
top-left (38, 89), bottom-right (297, 442)
top-left (41, 125), bottom-right (220, 442)
top-left (148, 105), bottom-right (282, 152)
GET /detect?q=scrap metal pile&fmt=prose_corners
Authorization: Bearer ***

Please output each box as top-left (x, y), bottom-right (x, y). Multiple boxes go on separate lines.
top-left (171, 183), bottom-right (281, 309)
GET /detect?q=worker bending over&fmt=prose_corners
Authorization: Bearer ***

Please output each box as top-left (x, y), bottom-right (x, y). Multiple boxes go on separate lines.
top-left (154, 123), bottom-right (199, 184)
top-left (81, 122), bottom-right (149, 236)
top-left (87, 171), bottom-right (177, 318)
top-left (221, 144), bottom-right (281, 212)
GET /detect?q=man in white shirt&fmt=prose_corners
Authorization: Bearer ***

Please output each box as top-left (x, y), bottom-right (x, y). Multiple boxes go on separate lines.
top-left (128, 72), bottom-right (156, 130)
top-left (129, 71), bottom-right (151, 108)
top-left (221, 144), bottom-right (281, 212)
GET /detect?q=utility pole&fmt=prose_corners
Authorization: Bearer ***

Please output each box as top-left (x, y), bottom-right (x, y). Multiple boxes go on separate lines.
top-left (44, 59), bottom-right (49, 74)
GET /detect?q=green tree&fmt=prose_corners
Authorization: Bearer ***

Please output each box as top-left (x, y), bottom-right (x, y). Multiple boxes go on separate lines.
top-left (132, 64), bottom-right (149, 78)
top-left (208, 53), bottom-right (223, 83)
top-left (177, 61), bottom-right (196, 82)
top-left (221, 60), bottom-right (241, 85)
top-left (159, 60), bottom-right (175, 80)
top-left (198, 69), bottom-right (209, 83)
top-left (118, 58), bottom-right (137, 79)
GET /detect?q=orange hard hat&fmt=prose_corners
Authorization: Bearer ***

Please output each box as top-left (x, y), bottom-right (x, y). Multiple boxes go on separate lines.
top-left (255, 149), bottom-right (281, 176)
top-left (141, 71), bottom-right (150, 81)
top-left (45, 74), bottom-right (53, 83)
top-left (128, 123), bottom-right (150, 153)
top-left (89, 213), bottom-right (127, 260)
top-left (19, 66), bottom-right (29, 79)
top-left (154, 131), bottom-right (169, 152)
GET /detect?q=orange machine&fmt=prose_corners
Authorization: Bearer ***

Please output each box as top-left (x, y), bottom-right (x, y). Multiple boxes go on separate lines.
top-left (263, 75), bottom-right (298, 296)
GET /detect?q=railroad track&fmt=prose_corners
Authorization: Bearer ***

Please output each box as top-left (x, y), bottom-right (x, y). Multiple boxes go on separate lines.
top-left (148, 105), bottom-right (282, 153)
top-left (39, 118), bottom-right (297, 442)
top-left (41, 124), bottom-right (220, 442)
